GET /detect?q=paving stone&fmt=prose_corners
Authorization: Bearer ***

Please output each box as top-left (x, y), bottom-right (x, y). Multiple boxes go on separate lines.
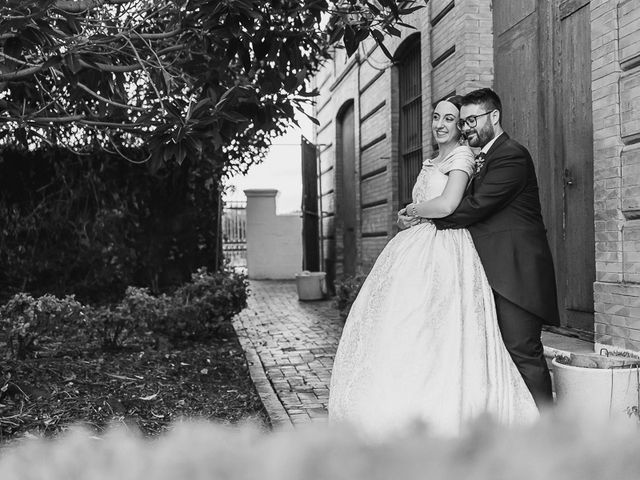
top-left (233, 280), bottom-right (343, 428)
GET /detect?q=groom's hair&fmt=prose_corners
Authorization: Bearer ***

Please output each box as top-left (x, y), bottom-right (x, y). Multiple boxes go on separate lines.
top-left (462, 88), bottom-right (502, 123)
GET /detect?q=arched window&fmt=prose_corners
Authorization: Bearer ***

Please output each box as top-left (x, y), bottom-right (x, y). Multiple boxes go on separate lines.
top-left (397, 38), bottom-right (422, 208)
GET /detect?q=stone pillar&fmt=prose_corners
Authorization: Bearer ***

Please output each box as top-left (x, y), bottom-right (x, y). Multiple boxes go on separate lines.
top-left (244, 189), bottom-right (303, 280)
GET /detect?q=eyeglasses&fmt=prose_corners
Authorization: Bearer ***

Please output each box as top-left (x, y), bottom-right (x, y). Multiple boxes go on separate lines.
top-left (457, 110), bottom-right (495, 129)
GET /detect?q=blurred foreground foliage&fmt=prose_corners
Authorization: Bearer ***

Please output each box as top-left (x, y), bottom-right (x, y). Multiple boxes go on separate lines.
top-left (1, 414), bottom-right (640, 479)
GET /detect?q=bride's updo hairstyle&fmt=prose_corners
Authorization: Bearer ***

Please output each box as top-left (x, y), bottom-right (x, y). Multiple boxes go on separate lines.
top-left (444, 94), bottom-right (463, 112)
top-left (442, 95), bottom-right (465, 143)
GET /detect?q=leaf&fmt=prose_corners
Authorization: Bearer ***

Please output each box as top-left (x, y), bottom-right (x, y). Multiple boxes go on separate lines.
top-left (15, 128), bottom-right (28, 148)
top-left (164, 102), bottom-right (183, 120)
top-left (328, 25), bottom-right (345, 45)
top-left (343, 25), bottom-right (357, 57)
top-left (396, 22), bottom-right (417, 30)
top-left (162, 70), bottom-right (172, 91)
top-left (175, 143), bottom-right (186, 165)
top-left (355, 26), bottom-right (370, 43)
top-left (190, 98), bottom-right (212, 118)
top-left (366, 2), bottom-right (381, 16)
top-left (65, 54), bottom-right (81, 74)
top-left (301, 110), bottom-right (320, 126)
top-left (220, 111), bottom-right (248, 123)
top-left (106, 373), bottom-right (139, 381)
top-left (139, 392), bottom-right (159, 401)
top-left (371, 29), bottom-right (393, 60)
top-left (42, 55), bottom-right (61, 69)
top-left (384, 25), bottom-right (402, 37)
top-left (399, 5), bottom-right (426, 15)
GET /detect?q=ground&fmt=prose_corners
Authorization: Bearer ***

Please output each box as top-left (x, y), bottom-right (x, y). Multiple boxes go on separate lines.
top-left (0, 323), bottom-right (268, 445)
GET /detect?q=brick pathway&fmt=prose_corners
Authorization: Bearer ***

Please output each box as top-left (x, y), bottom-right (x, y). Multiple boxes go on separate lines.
top-left (232, 281), bottom-right (594, 429)
top-left (232, 280), bottom-right (343, 428)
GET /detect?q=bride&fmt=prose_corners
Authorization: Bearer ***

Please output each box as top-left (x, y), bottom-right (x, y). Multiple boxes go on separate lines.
top-left (328, 96), bottom-right (539, 438)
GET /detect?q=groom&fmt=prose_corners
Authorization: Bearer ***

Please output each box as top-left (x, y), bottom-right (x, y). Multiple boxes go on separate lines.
top-left (433, 88), bottom-right (559, 408)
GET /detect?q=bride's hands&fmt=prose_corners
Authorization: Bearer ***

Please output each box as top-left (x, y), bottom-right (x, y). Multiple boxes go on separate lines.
top-left (397, 207), bottom-right (420, 230)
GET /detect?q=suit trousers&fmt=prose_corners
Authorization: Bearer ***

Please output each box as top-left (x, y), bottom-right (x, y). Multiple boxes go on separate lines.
top-left (493, 292), bottom-right (553, 408)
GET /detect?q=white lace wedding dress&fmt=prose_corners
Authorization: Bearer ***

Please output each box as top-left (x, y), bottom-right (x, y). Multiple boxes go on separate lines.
top-left (328, 146), bottom-right (539, 438)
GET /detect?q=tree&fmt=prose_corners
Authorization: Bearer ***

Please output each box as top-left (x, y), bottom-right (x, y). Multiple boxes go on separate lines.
top-left (0, 0), bottom-right (425, 173)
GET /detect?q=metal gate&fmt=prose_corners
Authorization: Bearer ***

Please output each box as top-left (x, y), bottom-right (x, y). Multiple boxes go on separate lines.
top-left (222, 200), bottom-right (247, 270)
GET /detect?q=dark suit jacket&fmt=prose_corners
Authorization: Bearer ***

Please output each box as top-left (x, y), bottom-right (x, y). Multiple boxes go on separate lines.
top-left (434, 133), bottom-right (560, 326)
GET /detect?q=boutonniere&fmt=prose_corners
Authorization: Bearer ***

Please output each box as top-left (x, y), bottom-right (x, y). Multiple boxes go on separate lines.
top-left (473, 153), bottom-right (486, 176)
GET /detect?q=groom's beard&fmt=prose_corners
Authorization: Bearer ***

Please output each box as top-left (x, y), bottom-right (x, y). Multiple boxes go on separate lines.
top-left (466, 122), bottom-right (495, 148)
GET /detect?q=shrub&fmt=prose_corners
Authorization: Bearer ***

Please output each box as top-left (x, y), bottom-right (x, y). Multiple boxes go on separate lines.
top-left (0, 293), bottom-right (86, 359)
top-left (333, 274), bottom-right (367, 320)
top-left (90, 287), bottom-right (170, 349)
top-left (89, 268), bottom-right (250, 347)
top-left (0, 148), bottom-right (223, 304)
top-left (149, 268), bottom-right (249, 341)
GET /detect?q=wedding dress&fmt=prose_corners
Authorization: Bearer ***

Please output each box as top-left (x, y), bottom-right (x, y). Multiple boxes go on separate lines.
top-left (328, 146), bottom-right (539, 438)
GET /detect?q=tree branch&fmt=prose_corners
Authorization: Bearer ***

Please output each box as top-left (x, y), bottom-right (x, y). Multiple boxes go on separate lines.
top-left (77, 82), bottom-right (145, 111)
top-left (0, 52), bottom-right (42, 68)
top-left (0, 114), bottom-right (156, 132)
top-left (79, 119), bottom-right (149, 130)
top-left (78, 45), bottom-right (185, 73)
top-left (138, 29), bottom-right (182, 40)
top-left (54, 0), bottom-right (134, 13)
top-left (0, 65), bottom-right (45, 81)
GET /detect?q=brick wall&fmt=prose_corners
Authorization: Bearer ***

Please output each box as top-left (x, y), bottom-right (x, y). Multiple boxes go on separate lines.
top-left (313, 0), bottom-right (493, 279)
top-left (592, 0), bottom-right (640, 352)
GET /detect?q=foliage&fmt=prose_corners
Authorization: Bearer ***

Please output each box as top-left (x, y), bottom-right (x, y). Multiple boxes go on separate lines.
top-left (5, 414), bottom-right (640, 479)
top-left (0, 147), bottom-right (221, 302)
top-left (333, 274), bottom-right (367, 320)
top-left (0, 292), bottom-right (86, 359)
top-left (89, 268), bottom-right (249, 347)
top-left (0, 0), bottom-right (425, 173)
top-left (90, 287), bottom-right (165, 349)
top-left (150, 268), bottom-right (250, 342)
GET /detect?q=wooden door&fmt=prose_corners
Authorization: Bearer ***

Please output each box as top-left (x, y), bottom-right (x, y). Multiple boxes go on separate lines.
top-left (301, 135), bottom-right (320, 272)
top-left (558, 0), bottom-right (594, 333)
top-left (493, 0), bottom-right (594, 334)
top-left (338, 103), bottom-right (357, 277)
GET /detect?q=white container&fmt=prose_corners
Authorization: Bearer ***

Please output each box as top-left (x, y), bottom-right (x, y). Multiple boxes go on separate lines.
top-left (552, 353), bottom-right (640, 422)
top-left (295, 271), bottom-right (326, 301)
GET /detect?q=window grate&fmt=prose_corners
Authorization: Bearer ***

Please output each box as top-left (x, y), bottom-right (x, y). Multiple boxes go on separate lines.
top-left (398, 40), bottom-right (422, 208)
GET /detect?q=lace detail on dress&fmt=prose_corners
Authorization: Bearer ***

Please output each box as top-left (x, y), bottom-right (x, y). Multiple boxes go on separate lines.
top-left (333, 239), bottom-right (395, 417)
